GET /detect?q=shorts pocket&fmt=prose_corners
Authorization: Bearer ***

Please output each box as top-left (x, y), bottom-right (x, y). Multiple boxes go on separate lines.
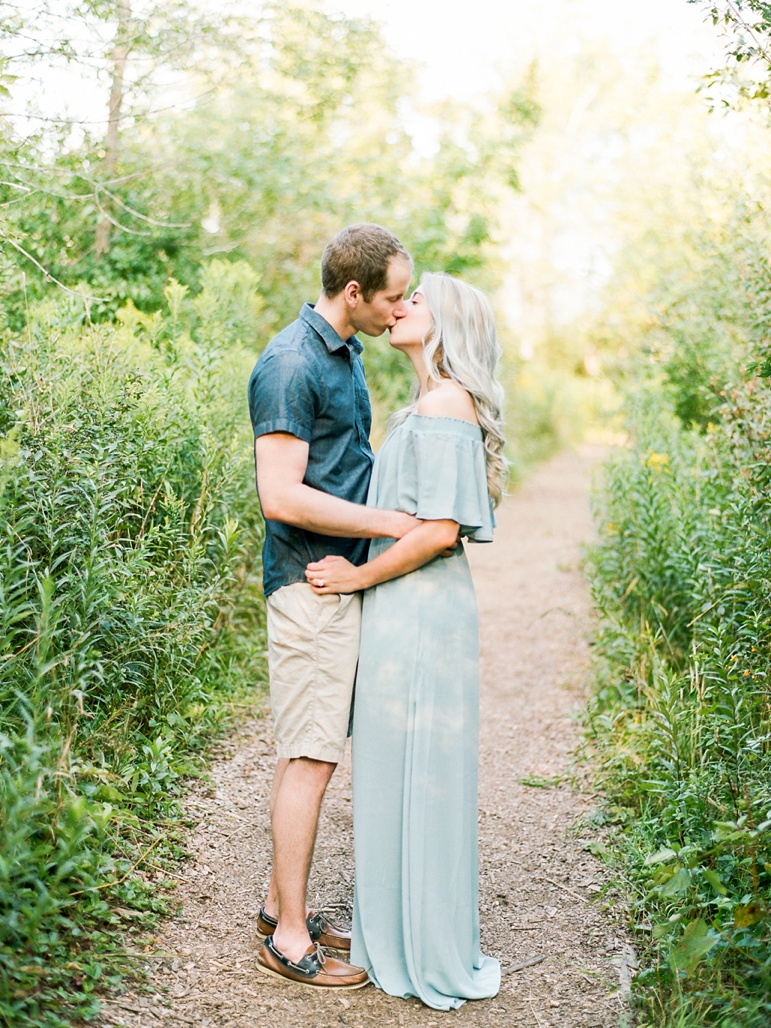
top-left (315, 590), bottom-right (355, 632)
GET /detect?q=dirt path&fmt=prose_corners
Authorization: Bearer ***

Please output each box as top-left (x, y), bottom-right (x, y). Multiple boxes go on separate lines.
top-left (98, 444), bottom-right (633, 1028)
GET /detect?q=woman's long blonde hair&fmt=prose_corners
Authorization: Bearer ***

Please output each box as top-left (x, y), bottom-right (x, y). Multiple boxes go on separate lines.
top-left (389, 272), bottom-right (508, 507)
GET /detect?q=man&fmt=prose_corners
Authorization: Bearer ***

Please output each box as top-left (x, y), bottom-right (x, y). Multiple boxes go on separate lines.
top-left (247, 224), bottom-right (415, 989)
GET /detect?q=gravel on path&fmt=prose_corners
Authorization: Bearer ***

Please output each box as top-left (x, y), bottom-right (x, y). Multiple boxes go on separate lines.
top-left (97, 444), bottom-right (634, 1028)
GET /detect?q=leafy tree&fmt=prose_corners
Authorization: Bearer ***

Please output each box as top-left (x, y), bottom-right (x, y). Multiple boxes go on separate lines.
top-left (0, 0), bottom-right (246, 318)
top-left (690, 0), bottom-right (771, 106)
top-left (0, 2), bottom-right (537, 329)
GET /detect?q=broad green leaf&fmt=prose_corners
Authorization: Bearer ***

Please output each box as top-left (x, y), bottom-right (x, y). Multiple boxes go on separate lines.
top-left (644, 847), bottom-right (678, 866)
top-left (668, 919), bottom-right (719, 975)
top-left (703, 870), bottom-right (727, 896)
top-left (659, 867), bottom-right (691, 896)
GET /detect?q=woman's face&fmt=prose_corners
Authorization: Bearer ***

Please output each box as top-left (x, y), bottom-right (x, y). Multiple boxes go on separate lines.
top-left (388, 289), bottom-right (433, 350)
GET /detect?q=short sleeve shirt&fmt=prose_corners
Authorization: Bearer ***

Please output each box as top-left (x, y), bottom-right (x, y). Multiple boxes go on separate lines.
top-left (247, 303), bottom-right (375, 597)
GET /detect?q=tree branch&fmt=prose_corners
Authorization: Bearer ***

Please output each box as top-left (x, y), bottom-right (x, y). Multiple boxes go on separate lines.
top-left (724, 0), bottom-right (771, 67)
top-left (2, 235), bottom-right (109, 302)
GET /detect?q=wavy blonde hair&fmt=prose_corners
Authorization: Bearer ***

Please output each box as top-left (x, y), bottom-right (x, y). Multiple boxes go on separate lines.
top-left (389, 272), bottom-right (508, 507)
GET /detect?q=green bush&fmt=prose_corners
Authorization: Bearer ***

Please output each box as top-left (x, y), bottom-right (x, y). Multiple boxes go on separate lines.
top-left (0, 273), bottom-right (267, 1026)
top-left (587, 379), bottom-right (771, 1027)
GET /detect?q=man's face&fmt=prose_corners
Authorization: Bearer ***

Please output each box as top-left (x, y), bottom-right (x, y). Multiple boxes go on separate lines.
top-left (350, 257), bottom-right (412, 337)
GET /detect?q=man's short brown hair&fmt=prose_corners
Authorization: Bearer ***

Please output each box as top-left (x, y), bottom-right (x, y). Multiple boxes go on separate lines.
top-left (321, 223), bottom-right (411, 302)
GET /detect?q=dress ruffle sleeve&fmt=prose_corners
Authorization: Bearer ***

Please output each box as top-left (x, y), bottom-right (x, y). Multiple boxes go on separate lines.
top-left (382, 414), bottom-right (495, 542)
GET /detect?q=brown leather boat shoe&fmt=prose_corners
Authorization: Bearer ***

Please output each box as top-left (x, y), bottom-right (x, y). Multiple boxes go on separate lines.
top-left (256, 936), bottom-right (368, 989)
top-left (255, 906), bottom-right (279, 939)
top-left (306, 910), bottom-right (352, 951)
top-left (256, 906), bottom-right (352, 952)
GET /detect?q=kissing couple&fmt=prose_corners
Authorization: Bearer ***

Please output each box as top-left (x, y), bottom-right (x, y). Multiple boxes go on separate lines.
top-left (248, 222), bottom-right (505, 1010)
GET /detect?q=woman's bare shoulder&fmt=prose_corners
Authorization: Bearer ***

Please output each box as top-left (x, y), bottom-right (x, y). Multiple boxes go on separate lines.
top-left (416, 381), bottom-right (479, 425)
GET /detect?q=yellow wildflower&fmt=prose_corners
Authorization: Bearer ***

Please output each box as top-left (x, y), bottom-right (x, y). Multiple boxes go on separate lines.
top-left (646, 452), bottom-right (669, 470)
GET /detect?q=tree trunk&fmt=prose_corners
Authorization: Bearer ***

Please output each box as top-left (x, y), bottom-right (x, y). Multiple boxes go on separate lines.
top-left (95, 0), bottom-right (132, 258)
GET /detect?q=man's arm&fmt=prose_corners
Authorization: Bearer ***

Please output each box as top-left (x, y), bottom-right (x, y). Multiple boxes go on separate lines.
top-left (254, 433), bottom-right (417, 539)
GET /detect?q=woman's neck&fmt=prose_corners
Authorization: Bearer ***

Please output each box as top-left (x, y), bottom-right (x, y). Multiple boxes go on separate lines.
top-left (405, 346), bottom-right (430, 398)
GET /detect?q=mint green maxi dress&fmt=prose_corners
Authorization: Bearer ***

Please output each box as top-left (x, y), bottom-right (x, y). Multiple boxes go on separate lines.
top-left (351, 413), bottom-right (501, 1010)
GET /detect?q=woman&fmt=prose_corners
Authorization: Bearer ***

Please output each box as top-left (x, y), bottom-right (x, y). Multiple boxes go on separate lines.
top-left (305, 272), bottom-right (506, 1009)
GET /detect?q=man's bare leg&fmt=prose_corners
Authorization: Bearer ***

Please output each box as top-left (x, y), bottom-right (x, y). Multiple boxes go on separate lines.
top-left (268, 756), bottom-right (336, 962)
top-left (263, 757), bottom-right (289, 920)
top-left (263, 758), bottom-right (321, 922)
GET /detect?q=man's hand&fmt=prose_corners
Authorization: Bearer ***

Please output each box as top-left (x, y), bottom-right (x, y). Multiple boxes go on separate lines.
top-left (440, 532), bottom-right (462, 558)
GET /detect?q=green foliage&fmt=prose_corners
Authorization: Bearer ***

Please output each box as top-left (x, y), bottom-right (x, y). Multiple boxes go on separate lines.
top-left (0, 727), bottom-right (122, 1026)
top-left (582, 162), bottom-right (771, 1026)
top-left (192, 260), bottom-right (265, 348)
top-left (0, 268), bottom-right (267, 1025)
top-left (0, 2), bottom-right (538, 331)
top-left (587, 379), bottom-right (771, 1023)
top-left (691, 1), bottom-right (771, 108)
top-left (0, 134), bottom-right (202, 329)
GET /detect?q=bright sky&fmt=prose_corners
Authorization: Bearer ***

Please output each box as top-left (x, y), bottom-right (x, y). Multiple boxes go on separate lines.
top-left (330, 0), bottom-right (721, 103)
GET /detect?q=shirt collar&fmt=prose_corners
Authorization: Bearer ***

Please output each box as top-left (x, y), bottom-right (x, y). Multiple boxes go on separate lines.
top-left (300, 303), bottom-right (363, 356)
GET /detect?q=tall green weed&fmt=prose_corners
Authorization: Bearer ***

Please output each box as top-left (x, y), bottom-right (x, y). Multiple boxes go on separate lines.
top-left (587, 381), bottom-right (771, 1027)
top-left (0, 266), bottom-right (267, 1026)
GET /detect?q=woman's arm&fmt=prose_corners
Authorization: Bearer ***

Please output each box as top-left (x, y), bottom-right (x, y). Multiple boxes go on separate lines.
top-left (305, 518), bottom-right (459, 594)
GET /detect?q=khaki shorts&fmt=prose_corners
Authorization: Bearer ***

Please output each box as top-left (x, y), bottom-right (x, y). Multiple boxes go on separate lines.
top-left (266, 583), bottom-right (362, 763)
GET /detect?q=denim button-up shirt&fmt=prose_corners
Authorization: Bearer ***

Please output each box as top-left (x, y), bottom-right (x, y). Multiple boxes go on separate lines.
top-left (247, 303), bottom-right (375, 597)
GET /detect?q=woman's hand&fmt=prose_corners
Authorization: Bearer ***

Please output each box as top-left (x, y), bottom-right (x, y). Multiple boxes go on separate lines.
top-left (305, 555), bottom-right (364, 594)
